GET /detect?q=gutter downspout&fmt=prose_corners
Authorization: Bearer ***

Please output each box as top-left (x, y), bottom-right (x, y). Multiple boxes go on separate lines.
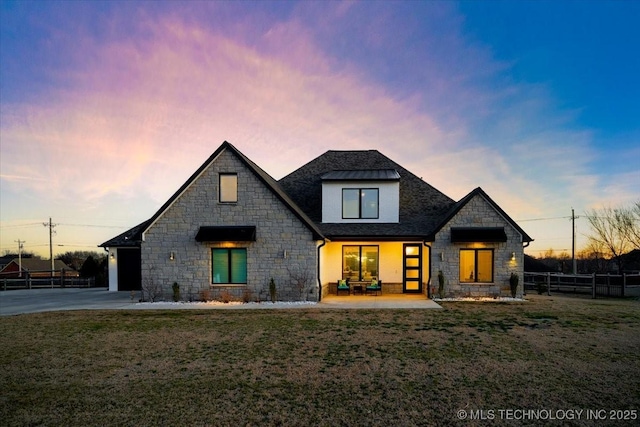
top-left (423, 241), bottom-right (432, 299)
top-left (317, 239), bottom-right (327, 302)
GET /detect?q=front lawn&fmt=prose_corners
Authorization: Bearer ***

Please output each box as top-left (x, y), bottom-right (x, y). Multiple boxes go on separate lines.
top-left (1, 295), bottom-right (639, 426)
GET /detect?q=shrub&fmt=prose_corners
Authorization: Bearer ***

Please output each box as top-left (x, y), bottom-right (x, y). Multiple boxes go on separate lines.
top-left (218, 289), bottom-right (233, 304)
top-left (172, 282), bottom-right (180, 302)
top-left (509, 273), bottom-right (519, 298)
top-left (141, 272), bottom-right (163, 302)
top-left (242, 288), bottom-right (253, 303)
top-left (269, 278), bottom-right (277, 303)
top-left (537, 282), bottom-right (548, 295)
top-left (437, 270), bottom-right (445, 299)
top-left (199, 289), bottom-right (211, 302)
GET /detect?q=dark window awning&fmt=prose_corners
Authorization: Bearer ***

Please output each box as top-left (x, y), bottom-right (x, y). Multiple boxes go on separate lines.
top-left (451, 227), bottom-right (507, 243)
top-left (195, 226), bottom-right (256, 242)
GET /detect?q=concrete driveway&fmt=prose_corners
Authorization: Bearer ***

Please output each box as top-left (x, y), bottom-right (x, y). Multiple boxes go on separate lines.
top-left (0, 288), bottom-right (441, 316)
top-left (0, 288), bottom-right (135, 316)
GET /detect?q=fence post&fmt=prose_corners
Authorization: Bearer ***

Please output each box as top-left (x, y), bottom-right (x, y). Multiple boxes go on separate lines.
top-left (546, 272), bottom-right (551, 296)
top-left (592, 273), bottom-right (596, 299)
top-left (3, 278), bottom-right (6, 291)
top-left (622, 273), bottom-right (626, 297)
top-left (606, 273), bottom-right (611, 297)
top-left (27, 272), bottom-right (32, 290)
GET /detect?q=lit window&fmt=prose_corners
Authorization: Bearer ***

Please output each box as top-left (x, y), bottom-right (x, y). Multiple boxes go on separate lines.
top-left (342, 188), bottom-right (378, 219)
top-left (342, 246), bottom-right (379, 281)
top-left (459, 249), bottom-right (494, 283)
top-left (219, 173), bottom-right (238, 203)
top-left (212, 248), bottom-right (247, 284)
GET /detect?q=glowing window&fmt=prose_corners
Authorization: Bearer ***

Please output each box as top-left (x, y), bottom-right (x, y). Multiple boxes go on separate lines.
top-left (342, 246), bottom-right (379, 281)
top-left (459, 249), bottom-right (494, 283)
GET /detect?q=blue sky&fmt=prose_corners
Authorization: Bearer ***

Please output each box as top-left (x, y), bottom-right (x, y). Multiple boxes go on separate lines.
top-left (1, 0), bottom-right (638, 258)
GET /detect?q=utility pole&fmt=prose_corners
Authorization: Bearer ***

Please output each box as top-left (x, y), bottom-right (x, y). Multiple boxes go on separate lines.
top-left (571, 208), bottom-right (578, 274)
top-left (15, 239), bottom-right (25, 278)
top-left (43, 218), bottom-right (57, 274)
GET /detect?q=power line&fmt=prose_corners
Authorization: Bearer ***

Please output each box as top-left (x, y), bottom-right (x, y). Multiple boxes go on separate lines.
top-left (516, 216), bottom-right (571, 222)
top-left (0, 223), bottom-right (43, 229)
top-left (2, 222), bottom-right (129, 229)
top-left (57, 223), bottom-right (126, 229)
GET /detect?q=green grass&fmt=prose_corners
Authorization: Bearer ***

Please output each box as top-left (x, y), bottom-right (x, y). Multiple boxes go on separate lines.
top-left (1, 295), bottom-right (639, 426)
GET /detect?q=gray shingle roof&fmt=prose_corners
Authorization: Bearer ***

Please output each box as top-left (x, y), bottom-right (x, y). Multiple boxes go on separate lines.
top-left (278, 150), bottom-right (456, 240)
top-left (101, 145), bottom-right (532, 246)
top-left (99, 220), bottom-right (150, 248)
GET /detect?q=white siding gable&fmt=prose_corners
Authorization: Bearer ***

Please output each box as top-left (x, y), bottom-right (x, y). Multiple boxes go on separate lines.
top-left (322, 181), bottom-right (399, 223)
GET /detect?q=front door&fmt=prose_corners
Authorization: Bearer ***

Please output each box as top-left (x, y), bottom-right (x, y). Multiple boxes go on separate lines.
top-left (403, 244), bottom-right (422, 293)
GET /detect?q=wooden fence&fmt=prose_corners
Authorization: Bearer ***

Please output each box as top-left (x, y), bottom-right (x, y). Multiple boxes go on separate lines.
top-left (524, 272), bottom-right (640, 298)
top-left (0, 270), bottom-right (96, 291)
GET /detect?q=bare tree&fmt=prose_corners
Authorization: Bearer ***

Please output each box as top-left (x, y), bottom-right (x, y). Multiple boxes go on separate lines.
top-left (577, 241), bottom-right (609, 273)
top-left (585, 203), bottom-right (639, 274)
top-left (288, 267), bottom-right (313, 301)
top-left (628, 201), bottom-right (640, 250)
top-left (141, 266), bottom-right (163, 302)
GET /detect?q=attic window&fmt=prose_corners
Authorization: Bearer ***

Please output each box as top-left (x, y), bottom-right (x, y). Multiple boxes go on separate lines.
top-left (219, 173), bottom-right (237, 203)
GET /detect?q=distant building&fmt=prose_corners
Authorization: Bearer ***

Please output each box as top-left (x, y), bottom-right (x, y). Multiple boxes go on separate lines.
top-left (0, 258), bottom-right (79, 278)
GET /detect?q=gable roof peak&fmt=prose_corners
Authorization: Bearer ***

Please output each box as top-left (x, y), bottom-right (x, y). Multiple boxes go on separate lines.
top-left (100, 140), bottom-right (324, 247)
top-left (431, 186), bottom-right (533, 243)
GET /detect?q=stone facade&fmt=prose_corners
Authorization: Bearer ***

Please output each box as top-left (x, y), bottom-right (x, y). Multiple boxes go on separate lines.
top-left (104, 144), bottom-right (531, 301)
top-left (140, 149), bottom-right (319, 302)
top-left (430, 194), bottom-right (524, 298)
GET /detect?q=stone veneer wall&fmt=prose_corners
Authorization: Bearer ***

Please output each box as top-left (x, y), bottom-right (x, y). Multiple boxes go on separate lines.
top-left (430, 194), bottom-right (524, 298)
top-left (140, 149), bottom-right (319, 302)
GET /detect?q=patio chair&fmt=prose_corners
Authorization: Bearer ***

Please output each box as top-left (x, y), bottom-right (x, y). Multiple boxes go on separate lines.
top-left (366, 279), bottom-right (382, 296)
top-left (337, 279), bottom-right (350, 296)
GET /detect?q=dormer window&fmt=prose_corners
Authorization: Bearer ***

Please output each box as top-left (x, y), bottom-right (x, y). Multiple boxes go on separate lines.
top-left (321, 169), bottom-right (400, 224)
top-left (342, 188), bottom-right (379, 219)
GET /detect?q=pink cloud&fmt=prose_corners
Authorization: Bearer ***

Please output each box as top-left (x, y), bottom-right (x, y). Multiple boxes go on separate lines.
top-left (1, 4), bottom-right (635, 257)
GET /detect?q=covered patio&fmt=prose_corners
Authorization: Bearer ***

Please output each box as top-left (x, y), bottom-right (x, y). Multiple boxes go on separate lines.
top-left (319, 294), bottom-right (441, 309)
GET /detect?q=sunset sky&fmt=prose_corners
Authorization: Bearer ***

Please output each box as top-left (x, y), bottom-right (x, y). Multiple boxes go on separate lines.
top-left (1, 1), bottom-right (638, 259)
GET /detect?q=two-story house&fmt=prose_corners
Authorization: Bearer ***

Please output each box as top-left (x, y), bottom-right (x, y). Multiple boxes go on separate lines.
top-left (100, 141), bottom-right (532, 300)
